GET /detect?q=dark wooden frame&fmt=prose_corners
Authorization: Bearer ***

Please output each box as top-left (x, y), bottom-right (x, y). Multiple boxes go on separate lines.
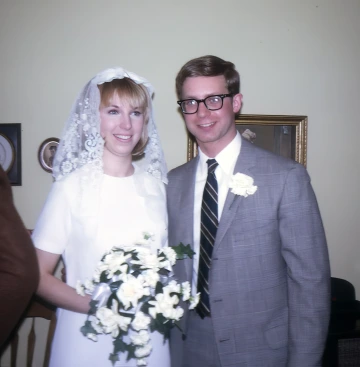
top-left (0, 123), bottom-right (22, 185)
top-left (38, 137), bottom-right (59, 173)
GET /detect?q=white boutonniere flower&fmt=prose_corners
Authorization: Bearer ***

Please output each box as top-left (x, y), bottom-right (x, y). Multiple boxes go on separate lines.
top-left (229, 173), bottom-right (258, 197)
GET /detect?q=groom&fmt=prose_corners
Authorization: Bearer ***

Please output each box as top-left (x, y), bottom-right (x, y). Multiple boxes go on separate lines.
top-left (167, 55), bottom-right (330, 366)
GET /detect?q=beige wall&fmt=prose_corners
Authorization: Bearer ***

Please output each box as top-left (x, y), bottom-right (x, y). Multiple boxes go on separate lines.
top-left (1, 0), bottom-right (360, 365)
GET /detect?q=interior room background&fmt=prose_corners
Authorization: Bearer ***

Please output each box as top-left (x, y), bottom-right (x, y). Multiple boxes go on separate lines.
top-left (1, 0), bottom-right (359, 365)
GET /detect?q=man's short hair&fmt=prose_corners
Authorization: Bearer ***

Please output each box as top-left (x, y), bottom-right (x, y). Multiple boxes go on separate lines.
top-left (175, 55), bottom-right (240, 98)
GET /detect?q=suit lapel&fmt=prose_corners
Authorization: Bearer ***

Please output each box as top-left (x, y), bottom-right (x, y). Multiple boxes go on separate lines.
top-left (214, 139), bottom-right (257, 251)
top-left (177, 157), bottom-right (198, 281)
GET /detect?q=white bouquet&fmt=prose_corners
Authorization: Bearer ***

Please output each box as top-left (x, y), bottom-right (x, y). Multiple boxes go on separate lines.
top-left (76, 234), bottom-right (198, 366)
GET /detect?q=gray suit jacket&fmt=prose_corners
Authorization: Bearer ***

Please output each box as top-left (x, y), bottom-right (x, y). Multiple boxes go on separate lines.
top-left (167, 139), bottom-right (330, 367)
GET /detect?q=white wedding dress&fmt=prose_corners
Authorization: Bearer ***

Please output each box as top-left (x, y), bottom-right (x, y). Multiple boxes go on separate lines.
top-left (32, 165), bottom-right (170, 367)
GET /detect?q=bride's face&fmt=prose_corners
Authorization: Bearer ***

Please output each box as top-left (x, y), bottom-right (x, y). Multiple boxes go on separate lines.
top-left (100, 93), bottom-right (145, 159)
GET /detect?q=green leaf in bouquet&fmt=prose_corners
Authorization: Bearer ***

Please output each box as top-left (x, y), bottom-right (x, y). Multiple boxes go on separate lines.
top-left (155, 281), bottom-right (164, 294)
top-left (158, 268), bottom-right (170, 277)
top-left (80, 320), bottom-right (97, 337)
top-left (150, 314), bottom-right (172, 338)
top-left (140, 298), bottom-right (152, 314)
top-left (125, 343), bottom-right (137, 361)
top-left (113, 338), bottom-right (136, 362)
top-left (100, 271), bottom-right (109, 283)
top-left (109, 352), bottom-right (120, 366)
top-left (107, 293), bottom-right (119, 309)
top-left (113, 338), bottom-right (128, 354)
top-left (172, 243), bottom-right (195, 260)
top-left (88, 300), bottom-right (99, 315)
top-left (101, 253), bottom-right (108, 262)
top-left (131, 268), bottom-right (142, 277)
top-left (130, 251), bottom-right (140, 261)
top-left (138, 294), bottom-right (151, 305)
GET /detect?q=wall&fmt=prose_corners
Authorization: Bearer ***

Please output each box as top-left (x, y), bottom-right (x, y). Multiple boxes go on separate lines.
top-left (1, 0), bottom-right (359, 365)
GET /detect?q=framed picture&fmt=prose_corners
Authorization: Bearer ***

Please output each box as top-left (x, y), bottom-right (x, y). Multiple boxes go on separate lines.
top-left (38, 137), bottom-right (59, 173)
top-left (187, 114), bottom-right (308, 167)
top-left (0, 123), bottom-right (22, 185)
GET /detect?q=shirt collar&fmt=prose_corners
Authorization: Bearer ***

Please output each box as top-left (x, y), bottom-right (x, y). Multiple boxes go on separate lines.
top-left (198, 131), bottom-right (241, 175)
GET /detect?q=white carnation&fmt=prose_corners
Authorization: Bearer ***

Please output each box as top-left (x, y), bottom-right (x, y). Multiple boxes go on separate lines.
top-left (143, 269), bottom-right (160, 288)
top-left (130, 330), bottom-right (150, 346)
top-left (131, 311), bottom-right (151, 331)
top-left (181, 281), bottom-right (191, 301)
top-left (86, 333), bottom-right (98, 342)
top-left (92, 268), bottom-right (101, 283)
top-left (228, 173), bottom-right (258, 197)
top-left (96, 300), bottom-right (131, 337)
top-left (133, 252), bottom-right (163, 271)
top-left (161, 247), bottom-right (177, 266)
top-left (163, 280), bottom-right (180, 295)
top-left (116, 274), bottom-right (150, 310)
top-left (75, 280), bottom-right (85, 296)
top-left (135, 343), bottom-right (152, 358)
top-left (189, 293), bottom-right (200, 310)
top-left (148, 306), bottom-right (157, 319)
top-left (168, 306), bottom-right (184, 321)
top-left (84, 279), bottom-right (95, 293)
top-left (103, 251), bottom-right (131, 278)
top-left (91, 320), bottom-right (103, 333)
top-left (148, 292), bottom-right (180, 320)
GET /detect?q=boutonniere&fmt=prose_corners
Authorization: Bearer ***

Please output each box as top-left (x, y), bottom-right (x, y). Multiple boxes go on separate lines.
top-left (229, 173), bottom-right (257, 197)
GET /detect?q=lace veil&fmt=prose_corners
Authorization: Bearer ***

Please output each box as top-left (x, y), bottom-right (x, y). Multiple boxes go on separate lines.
top-left (52, 67), bottom-right (167, 184)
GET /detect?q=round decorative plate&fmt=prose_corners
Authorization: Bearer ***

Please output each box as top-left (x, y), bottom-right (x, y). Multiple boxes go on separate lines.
top-left (0, 134), bottom-right (15, 172)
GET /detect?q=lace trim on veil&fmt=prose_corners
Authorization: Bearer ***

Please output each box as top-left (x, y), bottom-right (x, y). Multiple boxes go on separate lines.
top-left (52, 68), bottom-right (167, 185)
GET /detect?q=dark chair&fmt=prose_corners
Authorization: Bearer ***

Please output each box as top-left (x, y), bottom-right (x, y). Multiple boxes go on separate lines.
top-left (322, 277), bottom-right (360, 366)
top-left (8, 296), bottom-right (56, 367)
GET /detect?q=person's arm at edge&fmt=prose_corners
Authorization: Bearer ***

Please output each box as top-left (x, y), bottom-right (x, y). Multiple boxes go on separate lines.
top-left (0, 167), bottom-right (39, 346)
top-left (36, 248), bottom-right (91, 314)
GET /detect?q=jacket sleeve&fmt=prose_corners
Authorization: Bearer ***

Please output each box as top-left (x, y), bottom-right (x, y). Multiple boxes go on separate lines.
top-left (279, 164), bottom-right (330, 366)
top-left (0, 167), bottom-right (39, 346)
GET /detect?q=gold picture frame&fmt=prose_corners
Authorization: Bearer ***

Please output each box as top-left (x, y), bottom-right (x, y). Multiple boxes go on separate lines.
top-left (187, 114), bottom-right (308, 167)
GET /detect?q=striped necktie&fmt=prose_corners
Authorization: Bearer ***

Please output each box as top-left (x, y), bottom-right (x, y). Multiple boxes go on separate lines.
top-left (196, 158), bottom-right (219, 318)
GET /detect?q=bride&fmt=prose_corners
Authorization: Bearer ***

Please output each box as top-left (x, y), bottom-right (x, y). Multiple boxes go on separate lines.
top-left (32, 67), bottom-right (170, 367)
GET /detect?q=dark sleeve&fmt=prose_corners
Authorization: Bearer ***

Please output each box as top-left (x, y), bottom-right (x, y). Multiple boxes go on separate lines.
top-left (0, 166), bottom-right (39, 346)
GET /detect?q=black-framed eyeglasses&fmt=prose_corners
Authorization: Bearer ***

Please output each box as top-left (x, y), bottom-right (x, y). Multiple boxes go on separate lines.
top-left (177, 94), bottom-right (233, 114)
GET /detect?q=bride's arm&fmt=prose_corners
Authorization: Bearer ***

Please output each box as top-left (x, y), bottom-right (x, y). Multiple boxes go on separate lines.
top-left (36, 248), bottom-right (91, 314)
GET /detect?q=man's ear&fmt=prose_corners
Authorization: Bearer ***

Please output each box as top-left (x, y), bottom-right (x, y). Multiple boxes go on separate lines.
top-left (232, 93), bottom-right (243, 114)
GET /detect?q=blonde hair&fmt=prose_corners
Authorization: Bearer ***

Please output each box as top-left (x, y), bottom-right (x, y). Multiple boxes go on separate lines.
top-left (98, 78), bottom-right (150, 156)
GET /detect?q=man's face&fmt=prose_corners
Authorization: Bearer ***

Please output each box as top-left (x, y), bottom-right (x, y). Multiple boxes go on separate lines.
top-left (180, 75), bottom-right (242, 157)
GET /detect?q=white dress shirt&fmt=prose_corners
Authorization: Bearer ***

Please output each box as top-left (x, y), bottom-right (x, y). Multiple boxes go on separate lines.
top-left (192, 132), bottom-right (242, 296)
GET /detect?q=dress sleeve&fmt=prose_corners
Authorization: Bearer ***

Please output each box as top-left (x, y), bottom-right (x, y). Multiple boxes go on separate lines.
top-left (32, 179), bottom-right (72, 255)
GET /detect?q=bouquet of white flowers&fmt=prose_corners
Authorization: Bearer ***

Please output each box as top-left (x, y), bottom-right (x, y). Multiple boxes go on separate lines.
top-left (76, 233), bottom-right (198, 366)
